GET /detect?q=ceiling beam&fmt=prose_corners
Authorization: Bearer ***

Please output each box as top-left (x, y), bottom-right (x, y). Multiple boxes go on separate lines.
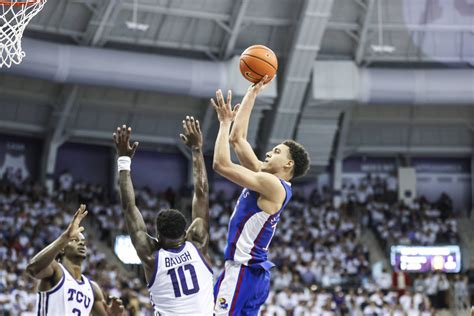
top-left (364, 55), bottom-right (473, 63)
top-left (120, 3), bottom-right (294, 27)
top-left (347, 145), bottom-right (472, 155)
top-left (335, 109), bottom-right (352, 160)
top-left (70, 129), bottom-right (176, 145)
top-left (328, 22), bottom-right (474, 32)
top-left (0, 120), bottom-right (46, 134)
top-left (105, 35), bottom-right (221, 54)
top-left (220, 0), bottom-right (250, 59)
top-left (27, 24), bottom-right (83, 38)
top-left (82, 0), bottom-right (117, 46)
top-left (39, 85), bottom-right (80, 185)
top-left (354, 0), bottom-right (376, 64)
top-left (261, 0), bottom-right (334, 152)
top-left (50, 85), bottom-right (80, 145)
top-left (121, 3), bottom-right (229, 21)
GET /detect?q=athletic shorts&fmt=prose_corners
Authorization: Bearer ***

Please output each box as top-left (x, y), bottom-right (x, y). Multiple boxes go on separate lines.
top-left (214, 261), bottom-right (271, 316)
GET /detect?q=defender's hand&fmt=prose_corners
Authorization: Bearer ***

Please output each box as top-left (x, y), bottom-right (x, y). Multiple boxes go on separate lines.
top-left (64, 204), bottom-right (88, 239)
top-left (113, 125), bottom-right (139, 158)
top-left (180, 116), bottom-right (203, 150)
top-left (211, 89), bottom-right (239, 124)
top-left (107, 296), bottom-right (124, 316)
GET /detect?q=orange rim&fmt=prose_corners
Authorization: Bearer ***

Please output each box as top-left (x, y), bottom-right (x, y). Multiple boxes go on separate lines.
top-left (0, 1), bottom-right (44, 5)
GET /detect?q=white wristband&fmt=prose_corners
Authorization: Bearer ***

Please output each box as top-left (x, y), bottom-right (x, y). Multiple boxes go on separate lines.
top-left (117, 156), bottom-right (131, 172)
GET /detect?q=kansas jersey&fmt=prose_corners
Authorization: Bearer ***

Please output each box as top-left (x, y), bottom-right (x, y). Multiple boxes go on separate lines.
top-left (224, 179), bottom-right (292, 267)
top-left (36, 263), bottom-right (94, 316)
top-left (148, 241), bottom-right (214, 315)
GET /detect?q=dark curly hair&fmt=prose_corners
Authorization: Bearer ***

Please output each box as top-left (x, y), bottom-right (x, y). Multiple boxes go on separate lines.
top-left (155, 209), bottom-right (187, 239)
top-left (283, 140), bottom-right (310, 178)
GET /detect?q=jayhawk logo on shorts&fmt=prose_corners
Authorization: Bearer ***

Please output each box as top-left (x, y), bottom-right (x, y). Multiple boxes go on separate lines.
top-left (218, 298), bottom-right (228, 310)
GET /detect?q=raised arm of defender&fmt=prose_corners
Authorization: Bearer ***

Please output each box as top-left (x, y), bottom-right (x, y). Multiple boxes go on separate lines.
top-left (180, 116), bottom-right (211, 258)
top-left (114, 125), bottom-right (158, 281)
top-left (26, 205), bottom-right (88, 283)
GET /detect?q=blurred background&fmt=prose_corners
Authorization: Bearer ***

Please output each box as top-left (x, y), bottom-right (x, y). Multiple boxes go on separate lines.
top-left (0, 0), bottom-right (473, 315)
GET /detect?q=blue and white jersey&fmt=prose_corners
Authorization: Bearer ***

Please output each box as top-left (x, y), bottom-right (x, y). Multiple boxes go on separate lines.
top-left (224, 179), bottom-right (292, 267)
top-left (36, 263), bottom-right (94, 316)
top-left (148, 241), bottom-right (214, 315)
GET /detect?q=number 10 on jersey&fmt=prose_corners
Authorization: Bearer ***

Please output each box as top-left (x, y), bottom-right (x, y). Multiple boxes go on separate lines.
top-left (167, 264), bottom-right (200, 297)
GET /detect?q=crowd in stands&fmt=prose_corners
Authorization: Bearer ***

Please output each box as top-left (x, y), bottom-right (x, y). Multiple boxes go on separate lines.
top-left (0, 171), bottom-right (155, 315)
top-left (339, 174), bottom-right (459, 248)
top-left (1, 168), bottom-right (470, 315)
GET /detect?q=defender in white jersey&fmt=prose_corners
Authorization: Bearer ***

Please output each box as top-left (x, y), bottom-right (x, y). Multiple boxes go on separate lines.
top-left (27, 204), bottom-right (124, 316)
top-left (114, 117), bottom-right (213, 315)
top-left (148, 241), bottom-right (213, 314)
top-left (211, 78), bottom-right (310, 315)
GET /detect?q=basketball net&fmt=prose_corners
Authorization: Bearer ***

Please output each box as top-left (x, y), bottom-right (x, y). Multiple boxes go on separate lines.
top-left (0, 0), bottom-right (46, 68)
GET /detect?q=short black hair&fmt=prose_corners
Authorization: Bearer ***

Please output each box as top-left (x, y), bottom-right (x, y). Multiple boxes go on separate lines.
top-left (155, 209), bottom-right (187, 239)
top-left (283, 140), bottom-right (310, 178)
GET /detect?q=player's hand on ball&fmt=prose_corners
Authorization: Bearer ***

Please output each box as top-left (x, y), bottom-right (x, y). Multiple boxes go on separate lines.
top-left (211, 89), bottom-right (240, 124)
top-left (108, 296), bottom-right (124, 316)
top-left (247, 75), bottom-right (273, 96)
top-left (180, 116), bottom-right (203, 150)
top-left (64, 204), bottom-right (88, 239)
top-left (113, 124), bottom-right (139, 158)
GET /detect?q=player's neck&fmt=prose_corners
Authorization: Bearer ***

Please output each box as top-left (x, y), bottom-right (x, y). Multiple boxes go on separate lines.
top-left (160, 236), bottom-right (186, 250)
top-left (62, 257), bottom-right (83, 280)
top-left (272, 170), bottom-right (291, 182)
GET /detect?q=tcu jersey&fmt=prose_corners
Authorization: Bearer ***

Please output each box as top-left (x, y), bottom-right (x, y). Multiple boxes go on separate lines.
top-left (224, 179), bottom-right (292, 267)
top-left (148, 241), bottom-right (214, 315)
top-left (36, 263), bottom-right (94, 316)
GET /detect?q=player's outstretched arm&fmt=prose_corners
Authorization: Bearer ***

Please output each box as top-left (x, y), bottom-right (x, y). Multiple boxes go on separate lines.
top-left (114, 125), bottom-right (157, 280)
top-left (26, 205), bottom-right (88, 282)
top-left (211, 93), bottom-right (284, 209)
top-left (179, 116), bottom-right (210, 255)
top-left (227, 76), bottom-right (272, 171)
top-left (90, 280), bottom-right (124, 316)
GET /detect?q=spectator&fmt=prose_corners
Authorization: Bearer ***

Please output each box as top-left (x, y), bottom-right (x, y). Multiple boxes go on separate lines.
top-left (375, 267), bottom-right (392, 290)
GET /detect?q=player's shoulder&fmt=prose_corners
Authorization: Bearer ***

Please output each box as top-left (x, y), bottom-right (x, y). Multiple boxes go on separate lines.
top-left (88, 279), bottom-right (104, 299)
top-left (255, 171), bottom-right (283, 184)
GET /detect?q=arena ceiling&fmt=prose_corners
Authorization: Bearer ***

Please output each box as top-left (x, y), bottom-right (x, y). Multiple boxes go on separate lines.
top-left (0, 0), bottom-right (473, 175)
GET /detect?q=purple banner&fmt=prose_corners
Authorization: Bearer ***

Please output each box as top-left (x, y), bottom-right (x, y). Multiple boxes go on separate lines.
top-left (132, 150), bottom-right (187, 192)
top-left (412, 158), bottom-right (470, 174)
top-left (0, 134), bottom-right (42, 181)
top-left (343, 157), bottom-right (397, 173)
top-left (56, 142), bottom-right (112, 186)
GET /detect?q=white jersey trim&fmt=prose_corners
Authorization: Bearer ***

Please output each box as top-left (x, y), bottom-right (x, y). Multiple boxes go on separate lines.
top-left (233, 212), bottom-right (270, 264)
top-left (189, 242), bottom-right (213, 275)
top-left (38, 269), bottom-right (65, 294)
top-left (37, 269), bottom-right (66, 316)
top-left (148, 251), bottom-right (160, 288)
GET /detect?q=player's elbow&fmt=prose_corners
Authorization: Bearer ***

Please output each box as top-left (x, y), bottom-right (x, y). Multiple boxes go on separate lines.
top-left (229, 135), bottom-right (245, 148)
top-left (212, 160), bottom-right (228, 176)
top-left (195, 182), bottom-right (209, 198)
top-left (26, 263), bottom-right (39, 278)
top-left (212, 160), bottom-right (223, 172)
top-left (229, 134), bottom-right (238, 147)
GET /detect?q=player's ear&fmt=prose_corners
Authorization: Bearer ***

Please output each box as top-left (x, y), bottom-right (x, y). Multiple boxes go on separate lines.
top-left (285, 159), bottom-right (294, 169)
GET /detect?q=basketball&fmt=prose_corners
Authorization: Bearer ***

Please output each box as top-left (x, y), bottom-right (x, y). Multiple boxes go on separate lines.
top-left (239, 45), bottom-right (278, 84)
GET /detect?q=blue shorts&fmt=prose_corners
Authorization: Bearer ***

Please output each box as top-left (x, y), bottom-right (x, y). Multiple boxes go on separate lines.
top-left (214, 261), bottom-right (270, 316)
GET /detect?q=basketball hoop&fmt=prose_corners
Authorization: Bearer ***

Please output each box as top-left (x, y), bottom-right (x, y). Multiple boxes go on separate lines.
top-left (0, 0), bottom-right (47, 68)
